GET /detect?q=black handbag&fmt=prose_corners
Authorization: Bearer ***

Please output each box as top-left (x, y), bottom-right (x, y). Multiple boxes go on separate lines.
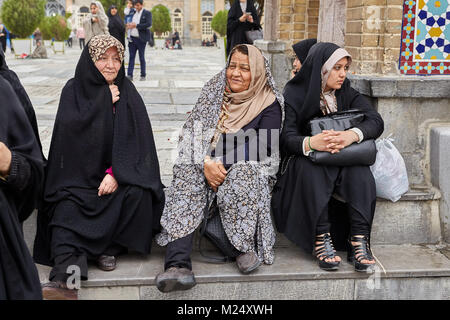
top-left (198, 192), bottom-right (240, 263)
top-left (308, 110), bottom-right (377, 166)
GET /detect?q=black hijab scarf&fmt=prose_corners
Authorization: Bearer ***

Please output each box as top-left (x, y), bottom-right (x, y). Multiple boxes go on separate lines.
top-left (107, 5), bottom-right (125, 46)
top-left (43, 41), bottom-right (164, 203)
top-left (292, 38), bottom-right (317, 64)
top-left (0, 76), bottom-right (44, 299)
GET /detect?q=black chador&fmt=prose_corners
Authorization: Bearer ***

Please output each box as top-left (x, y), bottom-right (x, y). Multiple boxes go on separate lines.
top-left (272, 42), bottom-right (384, 254)
top-left (33, 43), bottom-right (165, 281)
top-left (0, 74), bottom-right (44, 300)
top-left (226, 0), bottom-right (260, 57)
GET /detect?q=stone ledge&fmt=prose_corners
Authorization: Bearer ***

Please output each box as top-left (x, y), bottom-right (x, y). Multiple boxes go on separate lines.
top-left (378, 187), bottom-right (441, 202)
top-left (36, 245), bottom-right (450, 290)
top-left (348, 74), bottom-right (450, 98)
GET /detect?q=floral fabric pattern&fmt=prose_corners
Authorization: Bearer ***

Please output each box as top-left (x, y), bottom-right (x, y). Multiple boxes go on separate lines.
top-left (156, 54), bottom-right (285, 265)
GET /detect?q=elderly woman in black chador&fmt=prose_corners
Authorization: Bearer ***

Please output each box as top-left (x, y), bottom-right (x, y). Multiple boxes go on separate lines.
top-left (34, 35), bottom-right (165, 300)
top-left (0, 47), bottom-right (45, 300)
top-left (107, 4), bottom-right (125, 46)
top-left (226, 0), bottom-right (261, 57)
top-left (272, 42), bottom-right (384, 272)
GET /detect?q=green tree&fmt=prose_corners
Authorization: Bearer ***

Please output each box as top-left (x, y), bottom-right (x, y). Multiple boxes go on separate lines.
top-left (211, 9), bottom-right (228, 37)
top-left (40, 15), bottom-right (71, 41)
top-left (100, 0), bottom-right (126, 19)
top-left (151, 4), bottom-right (171, 37)
top-left (1, 0), bottom-right (46, 38)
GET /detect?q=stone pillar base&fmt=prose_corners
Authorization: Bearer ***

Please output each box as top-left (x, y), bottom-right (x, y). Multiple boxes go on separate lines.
top-left (253, 40), bottom-right (291, 92)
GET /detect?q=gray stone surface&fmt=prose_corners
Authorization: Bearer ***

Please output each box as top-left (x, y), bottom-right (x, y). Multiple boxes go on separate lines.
top-left (35, 245), bottom-right (450, 299)
top-left (349, 75), bottom-right (450, 98)
top-left (431, 127), bottom-right (450, 242)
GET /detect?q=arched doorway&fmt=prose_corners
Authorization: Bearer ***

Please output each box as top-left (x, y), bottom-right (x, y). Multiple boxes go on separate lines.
top-left (172, 8), bottom-right (183, 38)
top-left (201, 11), bottom-right (213, 41)
top-left (46, 0), bottom-right (66, 16)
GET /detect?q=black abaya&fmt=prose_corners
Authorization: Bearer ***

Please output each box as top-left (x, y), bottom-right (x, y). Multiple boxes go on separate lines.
top-left (33, 43), bottom-right (165, 273)
top-left (107, 7), bottom-right (126, 46)
top-left (226, 0), bottom-right (260, 57)
top-left (0, 77), bottom-right (44, 300)
top-left (272, 42), bottom-right (384, 253)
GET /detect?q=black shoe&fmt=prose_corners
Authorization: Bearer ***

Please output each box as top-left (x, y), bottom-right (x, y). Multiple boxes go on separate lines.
top-left (347, 235), bottom-right (376, 273)
top-left (126, 75), bottom-right (133, 81)
top-left (139, 76), bottom-right (146, 81)
top-left (314, 233), bottom-right (340, 271)
top-left (155, 267), bottom-right (196, 293)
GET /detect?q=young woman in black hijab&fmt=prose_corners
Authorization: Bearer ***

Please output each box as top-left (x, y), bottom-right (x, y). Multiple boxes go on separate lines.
top-left (34, 35), bottom-right (165, 300)
top-left (107, 4), bottom-right (125, 46)
top-left (272, 42), bottom-right (384, 273)
top-left (0, 73), bottom-right (44, 299)
top-left (291, 38), bottom-right (317, 77)
top-left (226, 0), bottom-right (261, 57)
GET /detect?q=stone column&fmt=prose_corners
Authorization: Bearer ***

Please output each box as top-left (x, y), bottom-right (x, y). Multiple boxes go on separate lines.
top-left (183, 0), bottom-right (191, 44)
top-left (254, 0), bottom-right (291, 91)
top-left (317, 0), bottom-right (347, 46)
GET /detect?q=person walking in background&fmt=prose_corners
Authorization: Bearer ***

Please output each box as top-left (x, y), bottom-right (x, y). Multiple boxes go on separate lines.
top-left (226, 0), bottom-right (261, 57)
top-left (77, 27), bottom-right (86, 50)
top-left (107, 4), bottom-right (125, 46)
top-left (83, 1), bottom-right (109, 43)
top-left (126, 0), bottom-right (152, 81)
top-left (0, 24), bottom-right (7, 52)
top-left (68, 29), bottom-right (75, 48)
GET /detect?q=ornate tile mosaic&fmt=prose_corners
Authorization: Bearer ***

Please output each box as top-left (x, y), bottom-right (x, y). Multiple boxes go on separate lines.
top-left (399, 0), bottom-right (450, 75)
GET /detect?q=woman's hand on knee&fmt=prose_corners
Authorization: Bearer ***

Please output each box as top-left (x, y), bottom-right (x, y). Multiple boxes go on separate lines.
top-left (98, 174), bottom-right (118, 196)
top-left (204, 158), bottom-right (227, 192)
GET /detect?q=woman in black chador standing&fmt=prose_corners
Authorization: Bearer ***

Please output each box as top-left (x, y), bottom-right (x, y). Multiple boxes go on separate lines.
top-left (0, 57), bottom-right (44, 300)
top-left (226, 0), bottom-right (261, 57)
top-left (107, 4), bottom-right (125, 46)
top-left (34, 35), bottom-right (165, 300)
top-left (272, 42), bottom-right (384, 273)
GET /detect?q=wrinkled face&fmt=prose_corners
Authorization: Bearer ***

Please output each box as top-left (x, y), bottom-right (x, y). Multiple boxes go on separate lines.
top-left (90, 4), bottom-right (98, 14)
top-left (135, 2), bottom-right (143, 11)
top-left (293, 57), bottom-right (301, 73)
top-left (226, 51), bottom-right (252, 93)
top-left (325, 57), bottom-right (349, 91)
top-left (111, 8), bottom-right (118, 15)
top-left (94, 47), bottom-right (121, 84)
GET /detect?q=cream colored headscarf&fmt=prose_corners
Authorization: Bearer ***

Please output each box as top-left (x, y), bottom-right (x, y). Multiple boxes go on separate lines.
top-left (320, 48), bottom-right (352, 115)
top-left (221, 45), bottom-right (277, 133)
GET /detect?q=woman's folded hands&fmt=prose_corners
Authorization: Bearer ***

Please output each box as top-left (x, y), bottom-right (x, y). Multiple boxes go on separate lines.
top-left (309, 130), bottom-right (359, 154)
top-left (204, 157), bottom-right (228, 192)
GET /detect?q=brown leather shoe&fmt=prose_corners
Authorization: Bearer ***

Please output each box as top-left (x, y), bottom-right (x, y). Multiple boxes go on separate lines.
top-left (236, 252), bottom-right (261, 274)
top-left (42, 281), bottom-right (78, 300)
top-left (155, 267), bottom-right (196, 293)
top-left (97, 255), bottom-right (116, 271)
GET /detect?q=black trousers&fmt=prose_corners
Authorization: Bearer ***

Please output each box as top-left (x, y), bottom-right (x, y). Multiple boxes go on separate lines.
top-left (316, 202), bottom-right (370, 237)
top-left (164, 233), bottom-right (194, 271)
top-left (79, 38), bottom-right (85, 50)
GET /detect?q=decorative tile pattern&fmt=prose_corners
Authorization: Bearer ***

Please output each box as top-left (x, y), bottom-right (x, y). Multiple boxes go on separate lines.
top-left (400, 0), bottom-right (450, 75)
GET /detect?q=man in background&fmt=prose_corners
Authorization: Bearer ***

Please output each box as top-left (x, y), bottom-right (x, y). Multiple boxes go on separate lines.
top-left (126, 0), bottom-right (152, 81)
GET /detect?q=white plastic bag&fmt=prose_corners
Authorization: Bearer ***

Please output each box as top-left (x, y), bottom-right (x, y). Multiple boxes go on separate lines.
top-left (370, 136), bottom-right (409, 202)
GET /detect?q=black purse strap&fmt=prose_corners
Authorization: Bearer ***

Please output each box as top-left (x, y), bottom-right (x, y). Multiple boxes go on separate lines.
top-left (198, 189), bottom-right (234, 264)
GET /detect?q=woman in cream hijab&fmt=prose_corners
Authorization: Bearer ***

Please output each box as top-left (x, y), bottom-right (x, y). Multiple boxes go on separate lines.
top-left (155, 44), bottom-right (285, 293)
top-left (83, 1), bottom-right (109, 43)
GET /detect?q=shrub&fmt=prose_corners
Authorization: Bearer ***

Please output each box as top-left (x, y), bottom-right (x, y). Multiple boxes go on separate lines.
top-left (40, 15), bottom-right (71, 41)
top-left (1, 0), bottom-right (46, 38)
top-left (151, 4), bottom-right (171, 37)
top-left (211, 10), bottom-right (228, 37)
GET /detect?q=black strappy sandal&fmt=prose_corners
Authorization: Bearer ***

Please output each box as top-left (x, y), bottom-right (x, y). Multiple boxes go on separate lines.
top-left (347, 235), bottom-right (375, 273)
top-left (314, 233), bottom-right (340, 271)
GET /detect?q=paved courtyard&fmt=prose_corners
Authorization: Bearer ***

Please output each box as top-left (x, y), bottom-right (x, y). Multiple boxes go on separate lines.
top-left (3, 45), bottom-right (226, 185)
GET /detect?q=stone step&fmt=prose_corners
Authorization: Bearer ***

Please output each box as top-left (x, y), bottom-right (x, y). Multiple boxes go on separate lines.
top-left (35, 244), bottom-right (450, 300)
